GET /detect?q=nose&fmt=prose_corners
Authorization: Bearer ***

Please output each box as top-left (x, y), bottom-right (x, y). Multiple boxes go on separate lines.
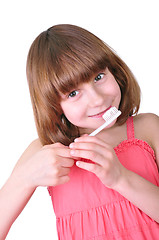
top-left (86, 86), bottom-right (104, 107)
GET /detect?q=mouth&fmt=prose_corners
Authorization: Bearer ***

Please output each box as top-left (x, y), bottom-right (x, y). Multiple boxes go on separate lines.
top-left (89, 106), bottom-right (112, 118)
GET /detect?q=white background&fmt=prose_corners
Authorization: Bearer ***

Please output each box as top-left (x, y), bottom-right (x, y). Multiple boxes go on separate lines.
top-left (0, 0), bottom-right (159, 239)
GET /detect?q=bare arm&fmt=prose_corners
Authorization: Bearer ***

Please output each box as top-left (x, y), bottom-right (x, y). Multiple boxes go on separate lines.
top-left (0, 174), bottom-right (36, 239)
top-left (114, 168), bottom-right (159, 222)
top-left (0, 140), bottom-right (41, 239)
top-left (0, 139), bottom-right (74, 239)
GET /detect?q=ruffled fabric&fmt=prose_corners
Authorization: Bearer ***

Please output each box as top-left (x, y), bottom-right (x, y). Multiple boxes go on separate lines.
top-left (56, 199), bottom-right (159, 240)
top-left (114, 139), bottom-right (159, 185)
top-left (114, 139), bottom-right (155, 160)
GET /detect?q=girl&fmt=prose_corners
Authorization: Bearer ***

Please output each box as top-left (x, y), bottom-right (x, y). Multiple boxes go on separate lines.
top-left (1, 24), bottom-right (159, 239)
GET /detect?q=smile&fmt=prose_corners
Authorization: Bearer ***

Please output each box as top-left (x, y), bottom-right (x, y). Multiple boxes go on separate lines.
top-left (89, 106), bottom-right (112, 118)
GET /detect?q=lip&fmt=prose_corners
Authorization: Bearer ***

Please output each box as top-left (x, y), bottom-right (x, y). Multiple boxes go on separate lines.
top-left (89, 106), bottom-right (112, 118)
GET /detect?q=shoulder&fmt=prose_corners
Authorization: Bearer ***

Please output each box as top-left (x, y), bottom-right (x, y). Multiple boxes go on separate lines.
top-left (134, 112), bottom-right (159, 131)
top-left (28, 138), bottom-right (43, 151)
top-left (23, 139), bottom-right (43, 156)
top-left (134, 113), bottom-right (159, 140)
top-left (134, 112), bottom-right (159, 126)
top-left (16, 139), bottom-right (43, 167)
top-left (133, 113), bottom-right (159, 164)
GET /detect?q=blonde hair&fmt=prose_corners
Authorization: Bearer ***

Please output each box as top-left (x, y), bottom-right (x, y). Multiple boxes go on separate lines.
top-left (26, 24), bottom-right (140, 146)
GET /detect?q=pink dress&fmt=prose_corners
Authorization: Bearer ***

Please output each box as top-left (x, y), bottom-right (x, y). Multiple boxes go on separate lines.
top-left (48, 117), bottom-right (159, 239)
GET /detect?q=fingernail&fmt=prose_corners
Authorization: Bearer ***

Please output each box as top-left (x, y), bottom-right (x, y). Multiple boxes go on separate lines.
top-left (69, 143), bottom-right (74, 148)
top-left (76, 161), bottom-right (80, 166)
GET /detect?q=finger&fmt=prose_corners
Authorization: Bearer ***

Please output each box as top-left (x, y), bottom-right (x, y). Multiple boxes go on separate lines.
top-left (43, 145), bottom-right (72, 158)
top-left (55, 148), bottom-right (72, 158)
top-left (70, 141), bottom-right (99, 152)
top-left (76, 160), bottom-right (99, 174)
top-left (60, 158), bottom-right (75, 168)
top-left (69, 141), bottom-right (107, 165)
top-left (43, 142), bottom-right (66, 149)
top-left (51, 142), bottom-right (69, 148)
top-left (74, 135), bottom-right (107, 148)
top-left (70, 148), bottom-right (103, 165)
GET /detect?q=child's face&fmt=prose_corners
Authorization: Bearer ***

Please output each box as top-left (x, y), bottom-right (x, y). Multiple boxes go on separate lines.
top-left (60, 68), bottom-right (121, 134)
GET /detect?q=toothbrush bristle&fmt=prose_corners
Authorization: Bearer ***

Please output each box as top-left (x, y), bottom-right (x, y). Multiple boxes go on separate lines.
top-left (102, 107), bottom-right (118, 121)
top-left (89, 106), bottom-right (122, 136)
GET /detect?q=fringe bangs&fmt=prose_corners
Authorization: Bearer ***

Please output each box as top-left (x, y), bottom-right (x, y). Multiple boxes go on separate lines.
top-left (48, 50), bottom-right (109, 95)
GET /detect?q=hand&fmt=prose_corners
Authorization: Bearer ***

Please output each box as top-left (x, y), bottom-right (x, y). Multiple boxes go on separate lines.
top-left (12, 142), bottom-right (74, 189)
top-left (69, 135), bottom-right (125, 189)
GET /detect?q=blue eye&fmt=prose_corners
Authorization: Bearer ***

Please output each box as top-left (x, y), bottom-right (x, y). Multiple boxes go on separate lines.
top-left (94, 73), bottom-right (105, 82)
top-left (68, 90), bottom-right (79, 98)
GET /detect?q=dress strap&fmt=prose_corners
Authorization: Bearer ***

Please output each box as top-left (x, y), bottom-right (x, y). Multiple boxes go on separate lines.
top-left (127, 116), bottom-right (135, 140)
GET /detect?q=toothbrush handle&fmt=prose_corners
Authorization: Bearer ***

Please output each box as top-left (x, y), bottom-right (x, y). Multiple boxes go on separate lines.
top-left (89, 111), bottom-right (121, 136)
top-left (89, 121), bottom-right (110, 136)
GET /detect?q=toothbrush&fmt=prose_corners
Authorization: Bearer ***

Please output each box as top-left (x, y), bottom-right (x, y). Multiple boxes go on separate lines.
top-left (89, 107), bottom-right (121, 136)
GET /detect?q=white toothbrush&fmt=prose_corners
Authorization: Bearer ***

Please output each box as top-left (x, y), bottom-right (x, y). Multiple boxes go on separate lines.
top-left (89, 107), bottom-right (121, 136)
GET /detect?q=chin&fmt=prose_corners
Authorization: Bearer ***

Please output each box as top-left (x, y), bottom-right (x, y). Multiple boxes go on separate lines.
top-left (108, 118), bottom-right (118, 128)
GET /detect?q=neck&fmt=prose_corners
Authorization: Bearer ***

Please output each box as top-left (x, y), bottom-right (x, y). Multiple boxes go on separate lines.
top-left (79, 121), bottom-right (127, 148)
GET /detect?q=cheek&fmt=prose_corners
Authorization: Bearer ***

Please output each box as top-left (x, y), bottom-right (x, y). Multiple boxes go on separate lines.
top-left (104, 82), bottom-right (121, 99)
top-left (60, 102), bottom-right (84, 125)
top-left (115, 84), bottom-right (121, 100)
top-left (111, 81), bottom-right (121, 100)
top-left (66, 110), bottom-right (81, 124)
